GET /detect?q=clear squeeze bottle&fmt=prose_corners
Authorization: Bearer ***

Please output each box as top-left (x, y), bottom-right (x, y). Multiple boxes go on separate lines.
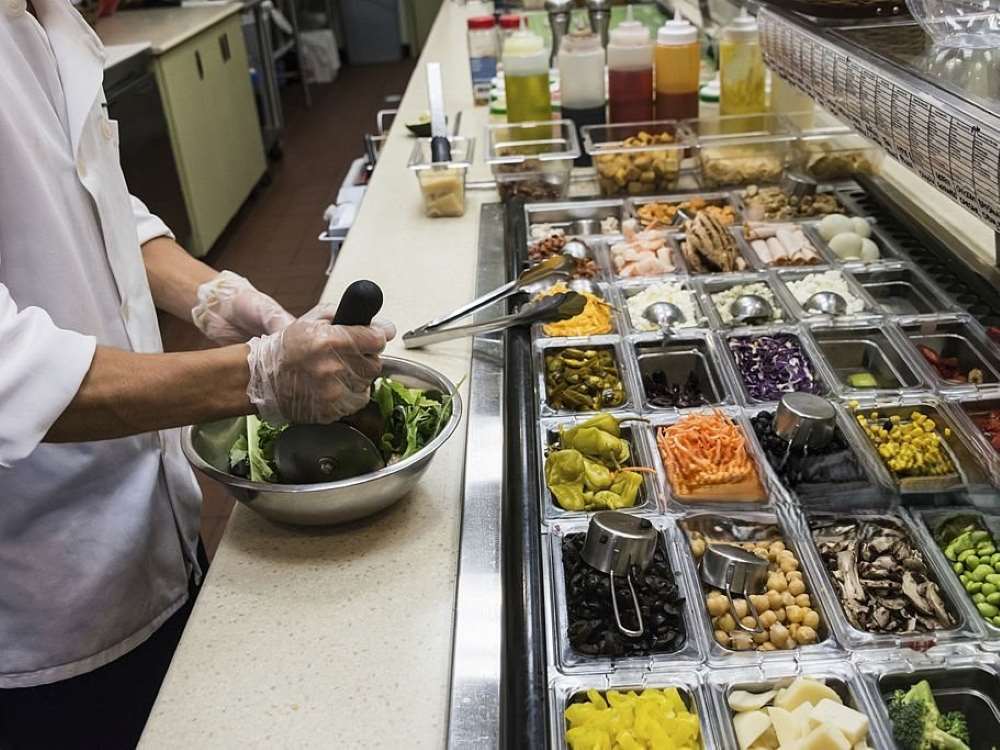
top-left (503, 24), bottom-right (551, 123)
top-left (558, 23), bottom-right (606, 165)
top-left (654, 14), bottom-right (700, 121)
top-left (607, 7), bottom-right (653, 123)
top-left (719, 8), bottom-right (765, 116)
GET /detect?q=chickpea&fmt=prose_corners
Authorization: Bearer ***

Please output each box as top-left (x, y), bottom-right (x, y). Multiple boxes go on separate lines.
top-left (795, 594), bottom-right (811, 608)
top-left (803, 610), bottom-right (820, 629)
top-left (767, 591), bottom-right (784, 609)
top-left (740, 615), bottom-right (758, 630)
top-left (789, 623), bottom-right (800, 639)
top-left (779, 557), bottom-right (800, 573)
top-left (759, 641), bottom-right (777, 652)
top-left (769, 540), bottom-right (786, 555)
top-left (758, 610), bottom-right (778, 629)
top-left (795, 625), bottom-right (818, 644)
top-left (787, 571), bottom-right (804, 581)
top-left (690, 538), bottom-right (706, 558)
top-left (753, 548), bottom-right (770, 561)
top-left (730, 632), bottom-right (754, 651)
top-left (770, 622), bottom-right (789, 647)
top-left (715, 630), bottom-right (731, 648)
top-left (769, 572), bottom-right (788, 592)
top-left (706, 593), bottom-right (729, 617)
top-left (786, 605), bottom-right (804, 624)
top-left (781, 592), bottom-right (795, 607)
top-left (774, 607), bottom-right (787, 623)
top-left (787, 578), bottom-right (806, 597)
top-left (750, 594), bottom-right (771, 612)
top-left (733, 599), bottom-right (749, 620)
top-left (717, 614), bottom-right (737, 633)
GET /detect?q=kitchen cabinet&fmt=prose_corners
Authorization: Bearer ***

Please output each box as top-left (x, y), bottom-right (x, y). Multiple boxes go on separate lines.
top-left (153, 14), bottom-right (265, 256)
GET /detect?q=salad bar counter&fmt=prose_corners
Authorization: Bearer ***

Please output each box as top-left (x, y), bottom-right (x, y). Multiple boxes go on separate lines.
top-left (459, 174), bottom-right (1000, 749)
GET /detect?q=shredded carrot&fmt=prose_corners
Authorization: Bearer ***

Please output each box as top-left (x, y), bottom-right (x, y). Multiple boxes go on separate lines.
top-left (539, 283), bottom-right (613, 337)
top-left (656, 410), bottom-right (755, 495)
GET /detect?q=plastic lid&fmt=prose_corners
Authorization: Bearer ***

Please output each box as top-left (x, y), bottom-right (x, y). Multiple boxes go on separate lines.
top-left (504, 28), bottom-right (545, 56)
top-left (499, 14), bottom-right (522, 29)
top-left (723, 7), bottom-right (758, 41)
top-left (467, 15), bottom-right (495, 29)
top-left (560, 23), bottom-right (603, 53)
top-left (657, 16), bottom-right (697, 45)
top-left (699, 74), bottom-right (720, 102)
top-left (609, 7), bottom-right (650, 48)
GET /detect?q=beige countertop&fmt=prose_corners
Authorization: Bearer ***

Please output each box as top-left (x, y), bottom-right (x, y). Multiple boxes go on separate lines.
top-left (104, 41), bottom-right (150, 70)
top-left (140, 3), bottom-right (494, 748)
top-left (96, 2), bottom-right (242, 54)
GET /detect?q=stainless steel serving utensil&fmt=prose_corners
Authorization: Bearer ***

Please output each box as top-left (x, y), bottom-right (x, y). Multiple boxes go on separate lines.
top-left (699, 543), bottom-right (769, 634)
top-left (571, 218), bottom-right (600, 236)
top-left (426, 63), bottom-right (450, 163)
top-left (804, 290), bottom-right (848, 316)
top-left (774, 393), bottom-right (837, 450)
top-left (561, 239), bottom-right (591, 260)
top-left (780, 170), bottom-right (818, 201)
top-left (643, 302), bottom-right (686, 336)
top-left (403, 291), bottom-right (586, 348)
top-left (581, 512), bottom-right (658, 638)
top-left (729, 294), bottom-right (774, 325)
top-left (415, 254), bottom-right (573, 334)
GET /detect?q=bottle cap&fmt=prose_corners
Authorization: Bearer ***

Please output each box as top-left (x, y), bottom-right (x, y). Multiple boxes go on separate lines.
top-left (657, 15), bottom-right (697, 45)
top-left (499, 14), bottom-right (522, 29)
top-left (467, 15), bottom-right (496, 30)
top-left (699, 74), bottom-right (720, 102)
top-left (609, 7), bottom-right (651, 49)
top-left (723, 7), bottom-right (758, 42)
top-left (560, 22), bottom-right (603, 53)
top-left (504, 27), bottom-right (545, 57)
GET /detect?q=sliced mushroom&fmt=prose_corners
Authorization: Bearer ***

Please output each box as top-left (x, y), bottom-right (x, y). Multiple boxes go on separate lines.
top-left (924, 582), bottom-right (953, 626)
top-left (902, 572), bottom-right (933, 616)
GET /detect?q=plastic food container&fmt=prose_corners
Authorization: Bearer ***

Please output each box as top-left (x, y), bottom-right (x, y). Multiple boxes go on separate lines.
top-left (684, 113), bottom-right (797, 188)
top-left (785, 108), bottom-right (885, 181)
top-left (897, 315), bottom-right (1000, 395)
top-left (485, 120), bottom-right (579, 204)
top-left (406, 136), bottom-right (475, 218)
top-left (582, 121), bottom-right (690, 196)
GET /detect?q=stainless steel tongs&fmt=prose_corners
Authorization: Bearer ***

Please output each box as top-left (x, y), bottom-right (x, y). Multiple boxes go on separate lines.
top-left (402, 290), bottom-right (585, 348)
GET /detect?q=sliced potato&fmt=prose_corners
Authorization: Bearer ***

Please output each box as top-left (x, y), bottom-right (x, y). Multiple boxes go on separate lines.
top-left (729, 688), bottom-right (778, 713)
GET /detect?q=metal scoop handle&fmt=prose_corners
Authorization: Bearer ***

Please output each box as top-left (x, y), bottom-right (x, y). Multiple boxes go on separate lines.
top-left (725, 564), bottom-right (765, 634)
top-left (610, 569), bottom-right (645, 638)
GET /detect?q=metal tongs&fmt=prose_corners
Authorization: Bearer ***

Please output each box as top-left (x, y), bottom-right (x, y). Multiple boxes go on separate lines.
top-left (402, 255), bottom-right (583, 348)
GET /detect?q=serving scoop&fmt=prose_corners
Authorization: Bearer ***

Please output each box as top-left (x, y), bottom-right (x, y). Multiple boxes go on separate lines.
top-left (273, 280), bottom-right (387, 484)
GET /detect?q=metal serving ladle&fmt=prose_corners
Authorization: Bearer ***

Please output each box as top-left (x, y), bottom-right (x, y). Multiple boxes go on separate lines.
top-left (581, 512), bottom-right (658, 638)
top-left (729, 294), bottom-right (774, 326)
top-left (643, 302), bottom-right (686, 337)
top-left (700, 543), bottom-right (770, 634)
top-left (804, 290), bottom-right (848, 316)
top-left (403, 291), bottom-right (586, 348)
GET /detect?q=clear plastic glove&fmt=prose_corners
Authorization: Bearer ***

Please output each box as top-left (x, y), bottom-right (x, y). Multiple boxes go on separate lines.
top-left (246, 303), bottom-right (396, 424)
top-left (192, 271), bottom-right (294, 344)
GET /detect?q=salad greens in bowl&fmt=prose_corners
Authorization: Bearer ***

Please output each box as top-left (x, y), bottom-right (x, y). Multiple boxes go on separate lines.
top-left (182, 356), bottom-right (462, 526)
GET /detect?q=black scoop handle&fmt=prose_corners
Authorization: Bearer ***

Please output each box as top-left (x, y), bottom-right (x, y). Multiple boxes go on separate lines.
top-left (333, 280), bottom-right (383, 326)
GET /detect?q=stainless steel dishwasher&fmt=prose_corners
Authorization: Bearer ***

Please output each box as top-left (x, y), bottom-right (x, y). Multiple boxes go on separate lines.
top-left (106, 50), bottom-right (192, 249)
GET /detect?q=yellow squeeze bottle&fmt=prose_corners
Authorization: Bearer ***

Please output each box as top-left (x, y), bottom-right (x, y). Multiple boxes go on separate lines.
top-left (719, 8), bottom-right (765, 116)
top-left (503, 25), bottom-right (551, 123)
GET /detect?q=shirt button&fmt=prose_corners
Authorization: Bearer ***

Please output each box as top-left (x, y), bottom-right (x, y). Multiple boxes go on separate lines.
top-left (6, 0), bottom-right (26, 16)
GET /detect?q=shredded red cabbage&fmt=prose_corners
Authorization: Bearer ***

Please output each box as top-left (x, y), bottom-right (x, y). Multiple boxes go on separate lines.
top-left (729, 333), bottom-right (823, 402)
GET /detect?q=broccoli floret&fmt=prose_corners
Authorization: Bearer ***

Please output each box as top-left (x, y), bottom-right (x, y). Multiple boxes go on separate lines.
top-left (887, 681), bottom-right (971, 750)
top-left (938, 711), bottom-right (971, 745)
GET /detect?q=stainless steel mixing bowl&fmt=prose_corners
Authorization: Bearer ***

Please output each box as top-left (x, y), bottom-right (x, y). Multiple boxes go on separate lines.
top-left (181, 356), bottom-right (462, 526)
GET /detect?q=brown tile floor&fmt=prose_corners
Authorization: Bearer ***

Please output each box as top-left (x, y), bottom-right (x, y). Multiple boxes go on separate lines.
top-left (160, 61), bottom-right (415, 559)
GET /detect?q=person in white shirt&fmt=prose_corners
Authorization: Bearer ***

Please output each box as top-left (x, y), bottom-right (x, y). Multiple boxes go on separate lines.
top-left (0, 1), bottom-right (393, 746)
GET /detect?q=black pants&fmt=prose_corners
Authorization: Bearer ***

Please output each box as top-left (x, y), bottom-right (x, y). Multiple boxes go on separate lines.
top-left (0, 543), bottom-right (208, 750)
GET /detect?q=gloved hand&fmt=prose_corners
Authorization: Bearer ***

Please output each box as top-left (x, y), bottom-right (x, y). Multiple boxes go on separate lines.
top-left (192, 271), bottom-right (294, 344)
top-left (246, 302), bottom-right (396, 424)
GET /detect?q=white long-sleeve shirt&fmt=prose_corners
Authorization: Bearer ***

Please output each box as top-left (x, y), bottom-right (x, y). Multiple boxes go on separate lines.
top-left (0, 0), bottom-right (202, 686)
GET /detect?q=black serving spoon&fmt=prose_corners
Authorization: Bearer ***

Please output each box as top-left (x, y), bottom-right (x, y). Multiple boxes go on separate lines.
top-left (272, 280), bottom-right (388, 484)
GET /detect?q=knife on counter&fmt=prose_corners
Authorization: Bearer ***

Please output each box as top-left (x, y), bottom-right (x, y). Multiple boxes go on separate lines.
top-left (426, 62), bottom-right (451, 163)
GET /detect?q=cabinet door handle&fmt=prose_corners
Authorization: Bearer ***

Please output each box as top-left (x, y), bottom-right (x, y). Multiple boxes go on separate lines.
top-left (195, 50), bottom-right (204, 79)
top-left (219, 33), bottom-right (231, 63)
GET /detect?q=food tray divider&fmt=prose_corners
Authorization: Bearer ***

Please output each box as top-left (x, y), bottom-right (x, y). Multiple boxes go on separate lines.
top-left (536, 412), bottom-right (665, 526)
top-left (808, 218), bottom-right (909, 270)
top-left (674, 509), bottom-right (845, 667)
top-left (523, 198), bottom-right (627, 238)
top-left (667, 226), bottom-right (761, 280)
top-left (893, 313), bottom-right (1000, 398)
top-left (615, 276), bottom-right (711, 336)
top-left (786, 507), bottom-right (979, 653)
top-left (533, 336), bottom-right (634, 418)
top-left (842, 259), bottom-right (963, 320)
top-left (546, 516), bottom-right (709, 676)
top-left (696, 271), bottom-right (796, 331)
top-left (624, 190), bottom-right (743, 230)
top-left (940, 392), bottom-right (1000, 486)
top-left (741, 220), bottom-right (839, 271)
top-left (707, 657), bottom-right (894, 750)
top-left (771, 266), bottom-right (885, 326)
top-left (549, 668), bottom-right (722, 750)
top-left (530, 280), bottom-right (621, 341)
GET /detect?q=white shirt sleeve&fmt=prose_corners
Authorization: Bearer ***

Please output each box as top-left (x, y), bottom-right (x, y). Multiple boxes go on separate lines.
top-left (130, 195), bottom-right (175, 246)
top-left (0, 284), bottom-right (97, 468)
